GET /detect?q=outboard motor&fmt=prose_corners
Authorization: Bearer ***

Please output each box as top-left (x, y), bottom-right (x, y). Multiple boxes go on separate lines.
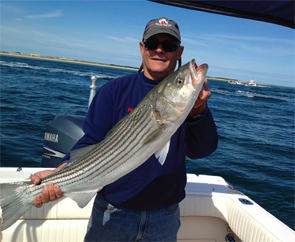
top-left (41, 115), bottom-right (84, 167)
top-left (41, 75), bottom-right (98, 167)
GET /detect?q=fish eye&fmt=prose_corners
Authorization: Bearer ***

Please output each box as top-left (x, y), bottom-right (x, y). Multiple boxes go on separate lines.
top-left (176, 78), bottom-right (184, 85)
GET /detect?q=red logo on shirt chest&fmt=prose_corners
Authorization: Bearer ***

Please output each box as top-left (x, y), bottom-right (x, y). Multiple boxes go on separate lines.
top-left (127, 107), bottom-right (134, 112)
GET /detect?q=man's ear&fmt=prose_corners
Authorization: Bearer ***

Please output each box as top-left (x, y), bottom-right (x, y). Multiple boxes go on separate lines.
top-left (177, 46), bottom-right (184, 61)
top-left (177, 46), bottom-right (184, 68)
top-left (139, 41), bottom-right (144, 57)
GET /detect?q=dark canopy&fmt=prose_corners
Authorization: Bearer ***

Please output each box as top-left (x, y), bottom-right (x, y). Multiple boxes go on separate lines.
top-left (149, 0), bottom-right (294, 29)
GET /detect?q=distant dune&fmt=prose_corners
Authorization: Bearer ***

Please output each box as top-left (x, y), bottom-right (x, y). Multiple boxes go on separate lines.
top-left (1, 51), bottom-right (263, 85)
top-left (0, 51), bottom-right (137, 71)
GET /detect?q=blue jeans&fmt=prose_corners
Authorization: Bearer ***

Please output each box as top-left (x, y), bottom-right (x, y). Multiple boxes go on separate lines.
top-left (84, 195), bottom-right (180, 242)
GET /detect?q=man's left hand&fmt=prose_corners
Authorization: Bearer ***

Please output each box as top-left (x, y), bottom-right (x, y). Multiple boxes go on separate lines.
top-left (189, 78), bottom-right (211, 117)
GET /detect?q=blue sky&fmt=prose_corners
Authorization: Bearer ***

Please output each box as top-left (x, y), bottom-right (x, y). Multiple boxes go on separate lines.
top-left (1, 0), bottom-right (294, 87)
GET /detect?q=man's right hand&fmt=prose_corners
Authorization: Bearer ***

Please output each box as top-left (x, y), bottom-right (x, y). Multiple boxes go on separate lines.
top-left (31, 162), bottom-right (67, 208)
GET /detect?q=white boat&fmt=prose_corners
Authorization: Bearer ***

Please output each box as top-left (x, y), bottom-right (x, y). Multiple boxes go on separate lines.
top-left (1, 1), bottom-right (294, 241)
top-left (0, 168), bottom-right (294, 242)
top-left (1, 75), bottom-right (294, 241)
top-left (245, 80), bottom-right (257, 87)
top-left (228, 80), bottom-right (244, 85)
top-left (1, 64), bottom-right (294, 242)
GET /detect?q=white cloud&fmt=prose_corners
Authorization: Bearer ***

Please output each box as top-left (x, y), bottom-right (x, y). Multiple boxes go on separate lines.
top-left (238, 43), bottom-right (293, 56)
top-left (107, 36), bottom-right (138, 43)
top-left (184, 33), bottom-right (293, 47)
top-left (181, 37), bottom-right (208, 47)
top-left (25, 10), bottom-right (63, 19)
top-left (0, 3), bottom-right (23, 13)
top-left (125, 37), bottom-right (139, 42)
top-left (213, 34), bottom-right (293, 45)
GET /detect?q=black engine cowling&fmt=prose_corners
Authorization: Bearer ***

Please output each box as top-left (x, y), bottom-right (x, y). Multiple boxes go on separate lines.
top-left (42, 115), bottom-right (85, 167)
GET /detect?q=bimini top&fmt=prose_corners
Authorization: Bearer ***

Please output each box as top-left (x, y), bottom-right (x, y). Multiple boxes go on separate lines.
top-left (149, 0), bottom-right (295, 29)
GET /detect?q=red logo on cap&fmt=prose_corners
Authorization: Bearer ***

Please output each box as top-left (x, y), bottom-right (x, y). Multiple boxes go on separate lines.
top-left (156, 17), bottom-right (171, 26)
top-left (159, 18), bottom-right (168, 25)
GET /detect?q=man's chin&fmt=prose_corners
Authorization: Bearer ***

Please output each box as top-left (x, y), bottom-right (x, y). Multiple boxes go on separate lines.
top-left (149, 62), bottom-right (168, 72)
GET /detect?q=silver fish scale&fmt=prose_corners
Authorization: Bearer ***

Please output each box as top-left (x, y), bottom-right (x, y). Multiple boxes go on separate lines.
top-left (0, 60), bottom-right (209, 231)
top-left (26, 95), bottom-right (159, 197)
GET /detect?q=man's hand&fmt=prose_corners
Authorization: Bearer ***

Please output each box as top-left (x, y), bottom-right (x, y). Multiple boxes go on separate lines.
top-left (31, 163), bottom-right (67, 208)
top-left (189, 78), bottom-right (211, 117)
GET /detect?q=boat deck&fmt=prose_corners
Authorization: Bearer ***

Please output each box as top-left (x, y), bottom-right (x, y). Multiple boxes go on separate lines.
top-left (1, 169), bottom-right (294, 242)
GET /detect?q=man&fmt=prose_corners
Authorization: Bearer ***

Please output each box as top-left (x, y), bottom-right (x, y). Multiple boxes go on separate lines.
top-left (31, 17), bottom-right (218, 241)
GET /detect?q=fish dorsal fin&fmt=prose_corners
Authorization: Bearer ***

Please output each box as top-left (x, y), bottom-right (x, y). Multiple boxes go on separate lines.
top-left (154, 140), bottom-right (170, 165)
top-left (105, 111), bottom-right (137, 139)
top-left (64, 190), bottom-right (98, 208)
top-left (105, 119), bottom-right (123, 139)
top-left (69, 145), bottom-right (97, 162)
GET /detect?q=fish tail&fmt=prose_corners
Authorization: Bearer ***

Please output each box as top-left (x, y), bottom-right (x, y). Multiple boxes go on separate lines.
top-left (0, 181), bottom-right (33, 231)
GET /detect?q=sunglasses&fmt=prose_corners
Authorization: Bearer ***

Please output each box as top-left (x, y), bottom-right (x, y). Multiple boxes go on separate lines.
top-left (144, 39), bottom-right (179, 52)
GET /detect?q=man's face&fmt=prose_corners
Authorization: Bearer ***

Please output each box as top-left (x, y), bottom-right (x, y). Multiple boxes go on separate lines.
top-left (140, 34), bottom-right (184, 81)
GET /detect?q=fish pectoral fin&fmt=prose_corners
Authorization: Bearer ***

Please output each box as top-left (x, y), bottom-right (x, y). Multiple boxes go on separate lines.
top-left (154, 140), bottom-right (170, 165)
top-left (142, 125), bottom-right (166, 145)
top-left (142, 125), bottom-right (169, 165)
top-left (65, 190), bottom-right (99, 208)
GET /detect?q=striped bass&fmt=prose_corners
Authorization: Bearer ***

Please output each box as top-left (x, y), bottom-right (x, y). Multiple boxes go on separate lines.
top-left (0, 59), bottom-right (208, 231)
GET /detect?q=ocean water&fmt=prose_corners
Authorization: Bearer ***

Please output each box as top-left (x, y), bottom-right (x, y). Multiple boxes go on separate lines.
top-left (1, 55), bottom-right (294, 229)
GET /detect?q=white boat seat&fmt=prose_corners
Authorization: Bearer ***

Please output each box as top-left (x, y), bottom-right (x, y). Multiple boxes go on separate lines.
top-left (1, 174), bottom-right (295, 242)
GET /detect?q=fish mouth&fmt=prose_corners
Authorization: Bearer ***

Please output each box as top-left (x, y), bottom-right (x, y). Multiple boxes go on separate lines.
top-left (189, 59), bottom-right (208, 88)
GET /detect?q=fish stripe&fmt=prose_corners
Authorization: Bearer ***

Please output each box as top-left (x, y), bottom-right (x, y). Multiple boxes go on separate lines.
top-left (0, 60), bottom-right (209, 231)
top-left (38, 102), bottom-right (156, 190)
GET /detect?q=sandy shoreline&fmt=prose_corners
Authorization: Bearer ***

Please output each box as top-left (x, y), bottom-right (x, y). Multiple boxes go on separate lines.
top-left (1, 51), bottom-right (249, 83)
top-left (0, 51), bottom-right (138, 71)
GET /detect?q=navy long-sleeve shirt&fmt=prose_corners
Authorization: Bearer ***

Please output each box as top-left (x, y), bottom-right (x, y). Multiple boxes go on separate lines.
top-left (61, 72), bottom-right (218, 209)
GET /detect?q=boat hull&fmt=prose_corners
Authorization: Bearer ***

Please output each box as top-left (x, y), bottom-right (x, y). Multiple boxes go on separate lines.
top-left (1, 168), bottom-right (294, 242)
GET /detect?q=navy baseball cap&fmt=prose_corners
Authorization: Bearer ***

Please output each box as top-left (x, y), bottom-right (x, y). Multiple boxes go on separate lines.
top-left (142, 17), bottom-right (181, 43)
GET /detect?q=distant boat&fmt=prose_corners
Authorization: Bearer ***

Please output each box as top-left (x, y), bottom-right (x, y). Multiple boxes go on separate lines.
top-left (245, 80), bottom-right (257, 87)
top-left (227, 80), bottom-right (237, 84)
top-left (228, 80), bottom-right (244, 85)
